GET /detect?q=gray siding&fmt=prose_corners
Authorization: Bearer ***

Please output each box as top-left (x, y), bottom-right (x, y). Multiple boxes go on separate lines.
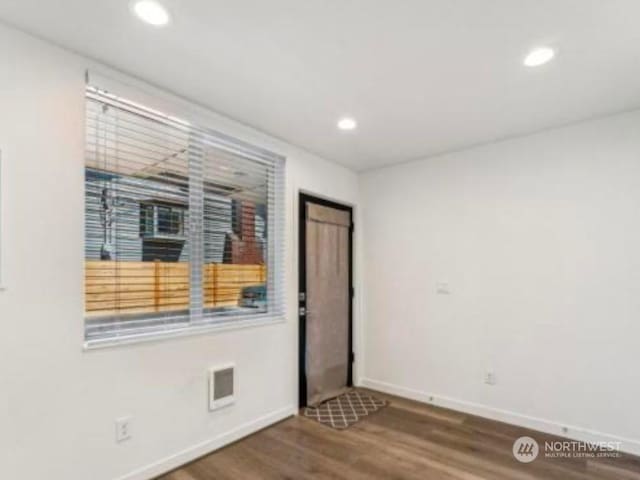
top-left (85, 169), bottom-right (260, 263)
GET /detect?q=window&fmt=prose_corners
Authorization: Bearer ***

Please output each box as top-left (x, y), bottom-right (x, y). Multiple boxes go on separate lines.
top-left (84, 80), bottom-right (285, 346)
top-left (140, 202), bottom-right (186, 239)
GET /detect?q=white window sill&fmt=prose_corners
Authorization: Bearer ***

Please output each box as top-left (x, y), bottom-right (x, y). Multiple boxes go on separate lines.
top-left (83, 315), bottom-right (286, 351)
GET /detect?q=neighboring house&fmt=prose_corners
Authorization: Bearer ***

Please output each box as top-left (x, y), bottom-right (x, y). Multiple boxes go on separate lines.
top-left (85, 168), bottom-right (266, 264)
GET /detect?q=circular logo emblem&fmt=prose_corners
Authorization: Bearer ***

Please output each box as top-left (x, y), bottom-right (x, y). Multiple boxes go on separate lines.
top-left (513, 436), bottom-right (539, 463)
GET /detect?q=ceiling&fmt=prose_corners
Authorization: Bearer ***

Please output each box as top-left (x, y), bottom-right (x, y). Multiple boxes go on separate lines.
top-left (1, 0), bottom-right (640, 171)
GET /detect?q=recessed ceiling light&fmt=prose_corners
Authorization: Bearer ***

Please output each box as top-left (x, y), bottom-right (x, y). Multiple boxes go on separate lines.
top-left (523, 47), bottom-right (555, 67)
top-left (131, 0), bottom-right (170, 26)
top-left (337, 117), bottom-right (357, 131)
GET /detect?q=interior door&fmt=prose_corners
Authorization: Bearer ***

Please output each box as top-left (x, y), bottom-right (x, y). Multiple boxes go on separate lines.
top-left (300, 196), bottom-right (353, 407)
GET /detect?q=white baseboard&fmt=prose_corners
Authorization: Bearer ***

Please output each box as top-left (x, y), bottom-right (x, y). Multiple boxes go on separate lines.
top-left (360, 378), bottom-right (640, 457)
top-left (116, 405), bottom-right (296, 480)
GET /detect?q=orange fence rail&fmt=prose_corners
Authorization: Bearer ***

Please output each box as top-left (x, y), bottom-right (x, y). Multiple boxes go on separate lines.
top-left (85, 261), bottom-right (266, 317)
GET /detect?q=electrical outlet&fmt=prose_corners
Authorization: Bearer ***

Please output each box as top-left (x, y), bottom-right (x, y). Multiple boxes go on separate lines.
top-left (115, 416), bottom-right (133, 443)
top-left (436, 282), bottom-right (451, 295)
top-left (484, 371), bottom-right (496, 385)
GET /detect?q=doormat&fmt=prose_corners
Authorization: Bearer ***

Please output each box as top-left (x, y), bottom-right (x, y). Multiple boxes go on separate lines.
top-left (303, 389), bottom-right (387, 430)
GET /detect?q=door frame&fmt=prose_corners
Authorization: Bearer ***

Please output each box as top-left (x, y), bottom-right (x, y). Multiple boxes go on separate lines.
top-left (298, 192), bottom-right (354, 408)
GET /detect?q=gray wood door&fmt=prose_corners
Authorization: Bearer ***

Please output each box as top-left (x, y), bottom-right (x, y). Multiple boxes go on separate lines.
top-left (305, 202), bottom-right (351, 406)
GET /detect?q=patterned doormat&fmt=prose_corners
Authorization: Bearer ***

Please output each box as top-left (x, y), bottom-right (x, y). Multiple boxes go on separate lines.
top-left (303, 390), bottom-right (387, 430)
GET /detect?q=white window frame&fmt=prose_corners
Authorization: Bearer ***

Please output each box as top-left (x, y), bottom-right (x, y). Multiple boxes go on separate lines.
top-left (83, 72), bottom-right (286, 349)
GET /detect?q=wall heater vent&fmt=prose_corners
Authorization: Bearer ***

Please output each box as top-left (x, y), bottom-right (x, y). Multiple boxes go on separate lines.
top-left (209, 364), bottom-right (235, 411)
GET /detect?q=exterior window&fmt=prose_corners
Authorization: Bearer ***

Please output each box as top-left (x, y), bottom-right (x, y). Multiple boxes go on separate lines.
top-left (140, 202), bottom-right (186, 239)
top-left (84, 81), bottom-right (285, 346)
top-left (158, 206), bottom-right (183, 236)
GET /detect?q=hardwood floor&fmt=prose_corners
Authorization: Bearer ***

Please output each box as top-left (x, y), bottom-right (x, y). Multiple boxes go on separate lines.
top-left (158, 389), bottom-right (640, 480)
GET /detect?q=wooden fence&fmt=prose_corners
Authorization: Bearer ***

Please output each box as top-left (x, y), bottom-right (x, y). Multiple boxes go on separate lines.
top-left (85, 261), bottom-right (266, 317)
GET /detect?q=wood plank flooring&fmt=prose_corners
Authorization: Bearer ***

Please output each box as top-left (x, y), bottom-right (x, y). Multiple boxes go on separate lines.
top-left (158, 389), bottom-right (640, 480)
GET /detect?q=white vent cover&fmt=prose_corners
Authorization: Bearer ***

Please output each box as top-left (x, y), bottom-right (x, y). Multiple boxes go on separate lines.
top-left (208, 364), bottom-right (235, 411)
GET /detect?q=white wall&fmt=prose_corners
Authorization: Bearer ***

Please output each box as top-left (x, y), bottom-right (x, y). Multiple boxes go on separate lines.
top-left (361, 110), bottom-right (640, 455)
top-left (0, 24), bottom-right (361, 480)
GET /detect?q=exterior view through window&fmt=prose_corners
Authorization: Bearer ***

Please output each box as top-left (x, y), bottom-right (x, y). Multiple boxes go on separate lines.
top-left (84, 81), bottom-right (284, 345)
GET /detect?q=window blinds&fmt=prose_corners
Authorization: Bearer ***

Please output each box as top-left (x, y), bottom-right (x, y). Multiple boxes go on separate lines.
top-left (84, 78), bottom-right (285, 345)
